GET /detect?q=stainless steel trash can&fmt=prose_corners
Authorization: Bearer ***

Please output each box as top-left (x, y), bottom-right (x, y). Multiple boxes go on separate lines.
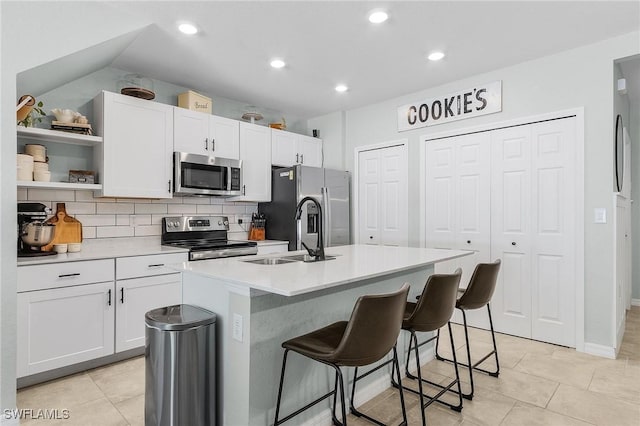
top-left (145, 304), bottom-right (216, 426)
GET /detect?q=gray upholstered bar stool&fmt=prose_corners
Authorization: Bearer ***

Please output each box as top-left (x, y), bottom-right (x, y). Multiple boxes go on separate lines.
top-left (273, 283), bottom-right (410, 426)
top-left (435, 259), bottom-right (502, 400)
top-left (392, 269), bottom-right (464, 426)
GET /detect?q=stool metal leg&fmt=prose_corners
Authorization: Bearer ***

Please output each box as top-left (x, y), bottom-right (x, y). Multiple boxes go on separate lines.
top-left (274, 349), bottom-right (290, 425)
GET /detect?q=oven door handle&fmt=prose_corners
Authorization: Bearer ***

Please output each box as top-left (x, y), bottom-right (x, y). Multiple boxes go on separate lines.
top-left (190, 246), bottom-right (258, 261)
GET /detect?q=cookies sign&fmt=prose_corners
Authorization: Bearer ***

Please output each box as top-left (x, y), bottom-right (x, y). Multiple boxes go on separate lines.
top-left (397, 81), bottom-right (502, 132)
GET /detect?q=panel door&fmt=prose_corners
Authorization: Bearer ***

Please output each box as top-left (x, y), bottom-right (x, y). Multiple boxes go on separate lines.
top-left (299, 135), bottom-right (323, 168)
top-left (271, 129), bottom-right (297, 167)
top-left (357, 149), bottom-right (381, 245)
top-left (490, 126), bottom-right (533, 338)
top-left (210, 115), bottom-right (240, 160)
top-left (230, 122), bottom-right (272, 202)
top-left (379, 145), bottom-right (408, 246)
top-left (173, 107), bottom-right (209, 155)
top-left (530, 119), bottom-right (576, 346)
top-left (101, 92), bottom-right (173, 198)
top-left (17, 282), bottom-right (115, 377)
top-left (115, 274), bottom-right (182, 352)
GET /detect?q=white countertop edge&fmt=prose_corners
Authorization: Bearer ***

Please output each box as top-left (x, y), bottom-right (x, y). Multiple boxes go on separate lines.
top-left (170, 247), bottom-right (472, 297)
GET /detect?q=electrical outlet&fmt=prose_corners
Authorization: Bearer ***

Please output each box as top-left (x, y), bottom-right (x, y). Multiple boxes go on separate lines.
top-left (232, 313), bottom-right (243, 342)
top-left (238, 218), bottom-right (243, 224)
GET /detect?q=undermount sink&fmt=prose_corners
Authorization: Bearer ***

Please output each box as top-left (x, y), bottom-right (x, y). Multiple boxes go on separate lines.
top-left (242, 258), bottom-right (298, 265)
top-left (280, 254), bottom-right (337, 263)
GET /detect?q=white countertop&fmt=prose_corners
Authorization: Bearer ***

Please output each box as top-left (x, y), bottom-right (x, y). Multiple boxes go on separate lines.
top-left (173, 244), bottom-right (472, 296)
top-left (17, 237), bottom-right (188, 266)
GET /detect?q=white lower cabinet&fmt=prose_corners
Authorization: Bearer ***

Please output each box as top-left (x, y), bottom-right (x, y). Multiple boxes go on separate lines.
top-left (17, 281), bottom-right (115, 377)
top-left (115, 274), bottom-right (182, 352)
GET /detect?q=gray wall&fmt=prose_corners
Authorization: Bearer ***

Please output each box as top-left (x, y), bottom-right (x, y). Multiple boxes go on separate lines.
top-left (329, 32), bottom-right (639, 348)
top-left (307, 110), bottom-right (346, 170)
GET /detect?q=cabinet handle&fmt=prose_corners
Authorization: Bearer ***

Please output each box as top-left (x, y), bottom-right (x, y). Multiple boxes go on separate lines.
top-left (300, 154), bottom-right (304, 164)
top-left (212, 138), bottom-right (215, 151)
top-left (120, 287), bottom-right (124, 304)
top-left (58, 273), bottom-right (80, 278)
top-left (107, 289), bottom-right (112, 306)
top-left (242, 185), bottom-right (246, 195)
top-left (147, 263), bottom-right (165, 268)
top-left (168, 180), bottom-right (172, 193)
top-left (296, 153), bottom-right (299, 163)
top-left (369, 236), bottom-right (373, 239)
top-left (511, 242), bottom-right (516, 246)
top-left (205, 138), bottom-right (209, 150)
top-left (467, 240), bottom-right (471, 244)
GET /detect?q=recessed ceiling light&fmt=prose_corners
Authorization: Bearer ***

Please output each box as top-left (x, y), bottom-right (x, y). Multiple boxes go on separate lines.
top-left (335, 84), bottom-right (348, 93)
top-left (428, 51), bottom-right (445, 61)
top-left (270, 59), bottom-right (286, 69)
top-left (368, 10), bottom-right (388, 24)
top-left (178, 23), bottom-right (198, 35)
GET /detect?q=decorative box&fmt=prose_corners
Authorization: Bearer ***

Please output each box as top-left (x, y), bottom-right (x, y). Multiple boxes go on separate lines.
top-left (69, 170), bottom-right (95, 184)
top-left (178, 90), bottom-right (212, 114)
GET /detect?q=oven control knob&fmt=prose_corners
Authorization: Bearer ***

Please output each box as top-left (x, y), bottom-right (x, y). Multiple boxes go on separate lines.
top-left (223, 220), bottom-right (229, 226)
top-left (173, 221), bottom-right (180, 227)
top-left (218, 220), bottom-right (223, 226)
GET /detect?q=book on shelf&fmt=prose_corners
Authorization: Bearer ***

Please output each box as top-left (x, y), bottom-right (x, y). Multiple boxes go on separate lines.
top-left (50, 121), bottom-right (93, 135)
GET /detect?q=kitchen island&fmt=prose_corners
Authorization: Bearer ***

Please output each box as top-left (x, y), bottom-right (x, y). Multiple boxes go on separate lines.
top-left (173, 245), bottom-right (471, 426)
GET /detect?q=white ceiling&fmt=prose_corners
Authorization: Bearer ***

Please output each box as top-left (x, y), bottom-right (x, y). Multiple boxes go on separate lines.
top-left (27, 1), bottom-right (640, 119)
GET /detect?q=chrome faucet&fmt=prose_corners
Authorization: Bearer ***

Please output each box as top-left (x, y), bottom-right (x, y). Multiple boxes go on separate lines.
top-left (294, 196), bottom-right (325, 261)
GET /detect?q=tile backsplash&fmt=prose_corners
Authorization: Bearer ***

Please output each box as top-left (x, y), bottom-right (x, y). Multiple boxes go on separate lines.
top-left (17, 189), bottom-right (257, 241)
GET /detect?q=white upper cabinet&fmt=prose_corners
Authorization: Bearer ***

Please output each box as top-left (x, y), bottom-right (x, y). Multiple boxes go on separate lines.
top-left (174, 108), bottom-right (240, 159)
top-left (230, 122), bottom-right (271, 202)
top-left (94, 91), bottom-right (173, 199)
top-left (271, 129), bottom-right (322, 168)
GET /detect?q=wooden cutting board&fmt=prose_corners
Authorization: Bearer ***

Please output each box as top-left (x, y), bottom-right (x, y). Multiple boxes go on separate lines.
top-left (42, 203), bottom-right (83, 251)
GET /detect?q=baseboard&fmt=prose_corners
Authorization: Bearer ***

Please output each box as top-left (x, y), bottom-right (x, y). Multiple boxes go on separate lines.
top-left (299, 345), bottom-right (436, 426)
top-left (583, 342), bottom-right (616, 359)
top-left (631, 298), bottom-right (640, 307)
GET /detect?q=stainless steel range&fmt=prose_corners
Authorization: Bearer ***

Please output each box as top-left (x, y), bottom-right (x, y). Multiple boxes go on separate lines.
top-left (161, 216), bottom-right (257, 261)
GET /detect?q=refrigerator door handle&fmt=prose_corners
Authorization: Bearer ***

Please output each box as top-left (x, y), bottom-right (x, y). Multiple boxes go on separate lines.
top-left (323, 187), bottom-right (332, 247)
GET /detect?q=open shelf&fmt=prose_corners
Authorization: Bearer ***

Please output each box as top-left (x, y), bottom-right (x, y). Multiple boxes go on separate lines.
top-left (17, 181), bottom-right (102, 191)
top-left (17, 126), bottom-right (102, 146)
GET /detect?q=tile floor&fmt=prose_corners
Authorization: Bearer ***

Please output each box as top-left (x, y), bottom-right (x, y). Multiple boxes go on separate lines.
top-left (17, 307), bottom-right (640, 425)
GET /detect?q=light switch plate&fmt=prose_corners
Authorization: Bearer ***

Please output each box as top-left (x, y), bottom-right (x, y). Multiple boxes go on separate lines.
top-left (232, 313), bottom-right (243, 342)
top-left (594, 208), bottom-right (607, 224)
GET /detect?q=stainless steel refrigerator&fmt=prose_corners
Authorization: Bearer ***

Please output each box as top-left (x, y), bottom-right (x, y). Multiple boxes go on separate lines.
top-left (258, 165), bottom-right (350, 251)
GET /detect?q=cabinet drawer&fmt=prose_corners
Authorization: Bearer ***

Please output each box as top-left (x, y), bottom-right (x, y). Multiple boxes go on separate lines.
top-left (17, 259), bottom-right (115, 293)
top-left (116, 253), bottom-right (188, 280)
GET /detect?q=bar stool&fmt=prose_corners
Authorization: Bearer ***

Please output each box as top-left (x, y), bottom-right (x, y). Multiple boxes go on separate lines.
top-left (435, 259), bottom-right (502, 400)
top-left (391, 269), bottom-right (463, 426)
top-left (273, 283), bottom-right (410, 426)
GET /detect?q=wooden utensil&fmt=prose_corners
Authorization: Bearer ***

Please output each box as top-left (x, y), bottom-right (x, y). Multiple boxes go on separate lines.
top-left (42, 203), bottom-right (83, 251)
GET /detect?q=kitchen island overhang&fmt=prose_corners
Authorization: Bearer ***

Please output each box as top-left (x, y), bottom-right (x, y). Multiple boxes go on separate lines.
top-left (170, 245), bottom-right (471, 425)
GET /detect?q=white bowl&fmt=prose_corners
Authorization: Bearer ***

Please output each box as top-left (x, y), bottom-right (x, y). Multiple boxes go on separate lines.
top-left (34, 171), bottom-right (51, 182)
top-left (53, 244), bottom-right (68, 254)
top-left (67, 243), bottom-right (82, 253)
top-left (51, 108), bottom-right (77, 123)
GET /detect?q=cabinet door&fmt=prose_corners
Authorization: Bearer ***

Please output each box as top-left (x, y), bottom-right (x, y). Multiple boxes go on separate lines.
top-left (99, 91), bottom-right (173, 199)
top-left (298, 135), bottom-right (323, 168)
top-left (17, 282), bottom-right (115, 377)
top-left (271, 129), bottom-right (297, 167)
top-left (115, 274), bottom-right (182, 352)
top-left (174, 107), bottom-right (209, 155)
top-left (210, 115), bottom-right (240, 160)
top-left (231, 122), bottom-right (271, 202)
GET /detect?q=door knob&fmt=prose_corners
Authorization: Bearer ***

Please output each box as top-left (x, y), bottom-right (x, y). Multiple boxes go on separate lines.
top-left (511, 242), bottom-right (516, 246)
top-left (466, 240), bottom-right (471, 244)
top-left (369, 236), bottom-right (373, 239)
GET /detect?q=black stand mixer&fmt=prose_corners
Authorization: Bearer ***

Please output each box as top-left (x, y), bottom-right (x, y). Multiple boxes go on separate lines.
top-left (18, 203), bottom-right (57, 257)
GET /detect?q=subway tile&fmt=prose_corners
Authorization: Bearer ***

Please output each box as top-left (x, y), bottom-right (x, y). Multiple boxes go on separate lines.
top-left (75, 215), bottom-right (116, 226)
top-left (27, 189), bottom-right (75, 202)
top-left (96, 226), bottom-right (134, 238)
top-left (167, 204), bottom-right (198, 214)
top-left (181, 197), bottom-right (211, 205)
top-left (74, 191), bottom-right (96, 202)
top-left (222, 205), bottom-right (246, 214)
top-left (134, 204), bottom-right (167, 214)
top-left (63, 202), bottom-right (96, 215)
top-left (130, 215), bottom-right (152, 226)
top-left (17, 188), bottom-right (27, 200)
top-left (116, 215), bottom-right (130, 226)
top-left (245, 205), bottom-right (258, 214)
top-left (118, 197), bottom-right (151, 204)
top-left (210, 197), bottom-right (226, 205)
top-left (97, 203), bottom-right (135, 214)
top-left (151, 215), bottom-right (165, 225)
top-left (134, 225), bottom-right (162, 237)
top-left (82, 227), bottom-right (96, 239)
top-left (196, 204), bottom-right (223, 214)
top-left (155, 197), bottom-right (182, 204)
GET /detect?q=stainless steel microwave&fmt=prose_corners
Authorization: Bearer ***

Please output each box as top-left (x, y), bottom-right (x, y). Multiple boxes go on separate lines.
top-left (174, 152), bottom-right (242, 196)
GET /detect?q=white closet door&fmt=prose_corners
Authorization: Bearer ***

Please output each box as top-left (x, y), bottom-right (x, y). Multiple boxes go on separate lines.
top-left (530, 119), bottom-right (576, 346)
top-left (491, 126), bottom-right (533, 338)
top-left (357, 144), bottom-right (408, 246)
top-left (358, 149), bottom-right (381, 245)
top-left (425, 140), bottom-right (456, 251)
